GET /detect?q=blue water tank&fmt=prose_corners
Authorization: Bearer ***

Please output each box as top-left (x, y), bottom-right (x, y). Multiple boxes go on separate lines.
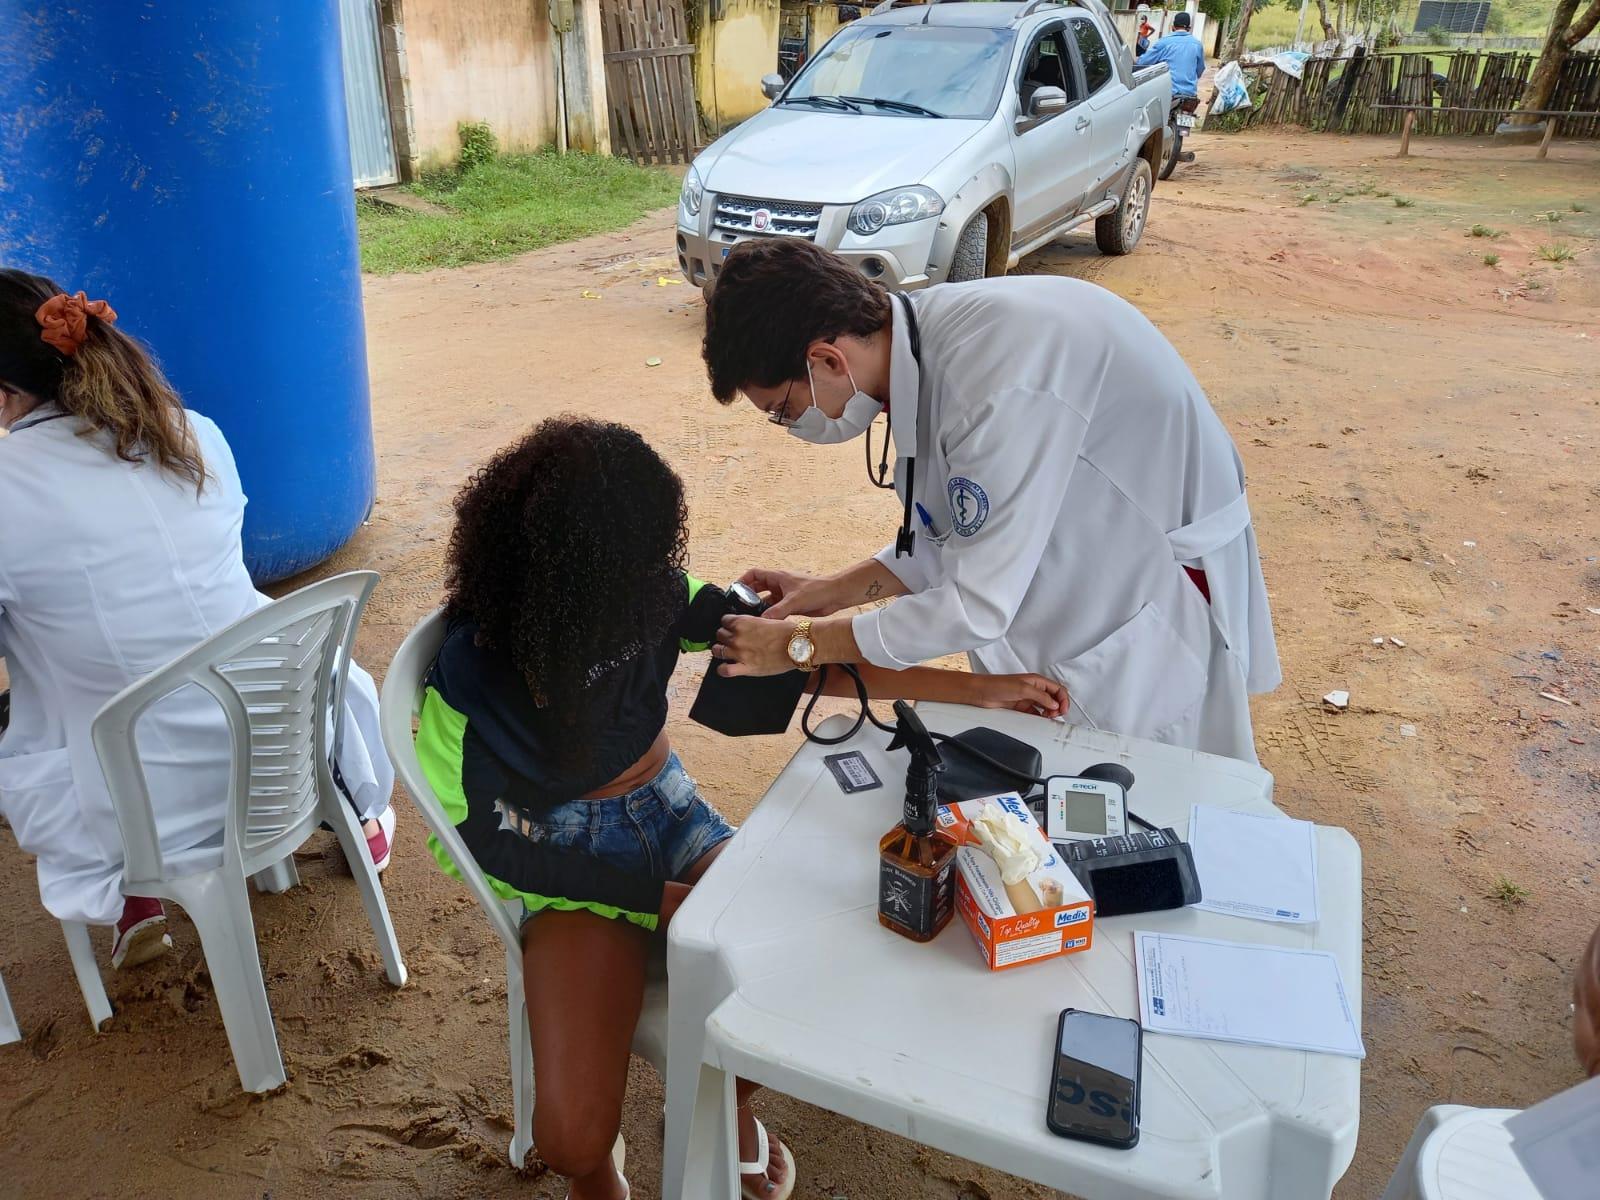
top-left (0, 3), bottom-right (376, 583)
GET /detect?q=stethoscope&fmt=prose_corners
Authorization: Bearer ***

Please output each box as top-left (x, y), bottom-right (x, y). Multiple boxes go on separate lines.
top-left (873, 292), bottom-right (921, 559)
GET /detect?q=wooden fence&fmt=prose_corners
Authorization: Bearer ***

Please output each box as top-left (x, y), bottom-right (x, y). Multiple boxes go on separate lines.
top-left (600, 0), bottom-right (702, 165)
top-left (1230, 50), bottom-right (1600, 137)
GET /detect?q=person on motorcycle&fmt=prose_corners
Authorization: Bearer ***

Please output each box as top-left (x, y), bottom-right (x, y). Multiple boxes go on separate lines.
top-left (1136, 11), bottom-right (1206, 101)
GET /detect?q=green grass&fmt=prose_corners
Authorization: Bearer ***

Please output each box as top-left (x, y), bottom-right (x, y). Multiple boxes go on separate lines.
top-left (1482, 253), bottom-right (1500, 266)
top-left (1468, 224), bottom-right (1501, 238)
top-left (1393, 196), bottom-right (1416, 208)
top-left (1491, 877), bottom-right (1530, 909)
top-left (1538, 243), bottom-right (1576, 263)
top-left (1243, 6), bottom-right (1302, 50)
top-left (1574, 202), bottom-right (1591, 213)
top-left (1245, 0), bottom-right (1552, 51)
top-left (357, 150), bottom-right (681, 275)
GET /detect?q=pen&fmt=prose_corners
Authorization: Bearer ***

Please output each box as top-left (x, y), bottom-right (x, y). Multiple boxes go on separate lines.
top-left (914, 502), bottom-right (935, 532)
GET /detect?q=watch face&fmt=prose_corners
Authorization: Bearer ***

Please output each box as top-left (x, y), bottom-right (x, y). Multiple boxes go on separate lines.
top-left (788, 634), bottom-right (812, 662)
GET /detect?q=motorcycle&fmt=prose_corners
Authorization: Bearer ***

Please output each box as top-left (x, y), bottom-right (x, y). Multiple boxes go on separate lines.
top-left (1160, 95), bottom-right (1200, 181)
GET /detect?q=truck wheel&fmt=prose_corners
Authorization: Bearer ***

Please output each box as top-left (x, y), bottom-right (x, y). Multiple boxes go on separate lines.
top-left (947, 212), bottom-right (989, 282)
top-left (1096, 159), bottom-right (1151, 257)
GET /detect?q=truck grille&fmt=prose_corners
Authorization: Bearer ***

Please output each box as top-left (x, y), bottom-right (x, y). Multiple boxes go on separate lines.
top-left (712, 195), bottom-right (823, 240)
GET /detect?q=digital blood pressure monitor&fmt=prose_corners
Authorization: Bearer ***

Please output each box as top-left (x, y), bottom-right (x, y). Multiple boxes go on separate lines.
top-left (1046, 776), bottom-right (1129, 842)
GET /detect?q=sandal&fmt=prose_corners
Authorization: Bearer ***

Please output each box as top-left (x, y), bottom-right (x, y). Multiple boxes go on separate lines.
top-left (563, 1133), bottom-right (627, 1200)
top-left (739, 1118), bottom-right (796, 1200)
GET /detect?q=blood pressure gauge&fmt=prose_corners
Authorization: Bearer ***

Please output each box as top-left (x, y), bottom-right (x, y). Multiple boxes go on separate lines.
top-left (726, 581), bottom-right (767, 616)
top-left (1046, 776), bottom-right (1129, 842)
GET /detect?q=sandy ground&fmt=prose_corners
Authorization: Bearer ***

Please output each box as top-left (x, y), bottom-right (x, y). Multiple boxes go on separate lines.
top-left (2, 131), bottom-right (1598, 1200)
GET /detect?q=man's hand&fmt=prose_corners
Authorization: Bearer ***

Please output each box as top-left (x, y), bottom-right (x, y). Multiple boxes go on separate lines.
top-left (971, 673), bottom-right (1070, 719)
top-left (737, 568), bottom-right (845, 620)
top-left (714, 614), bottom-right (801, 677)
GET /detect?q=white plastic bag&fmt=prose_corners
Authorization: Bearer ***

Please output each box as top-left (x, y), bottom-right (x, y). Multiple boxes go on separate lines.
top-left (1212, 60), bottom-right (1253, 114)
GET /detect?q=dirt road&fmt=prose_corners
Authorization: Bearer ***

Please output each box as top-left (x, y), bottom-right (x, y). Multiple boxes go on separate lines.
top-left (2, 131), bottom-right (1597, 1200)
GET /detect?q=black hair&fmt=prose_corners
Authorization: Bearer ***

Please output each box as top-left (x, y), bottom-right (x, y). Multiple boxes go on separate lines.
top-left (443, 417), bottom-right (690, 762)
top-left (703, 239), bottom-right (891, 403)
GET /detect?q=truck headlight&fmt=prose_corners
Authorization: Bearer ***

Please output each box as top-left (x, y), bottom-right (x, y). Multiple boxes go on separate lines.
top-left (681, 167), bottom-right (705, 218)
top-left (847, 186), bottom-right (944, 237)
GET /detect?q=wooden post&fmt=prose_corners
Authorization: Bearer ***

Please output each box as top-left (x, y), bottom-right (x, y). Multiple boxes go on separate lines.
top-left (1399, 108), bottom-right (1415, 156)
top-left (1538, 115), bottom-right (1557, 158)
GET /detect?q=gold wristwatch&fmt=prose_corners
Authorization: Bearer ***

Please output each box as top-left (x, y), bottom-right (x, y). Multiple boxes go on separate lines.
top-left (786, 618), bottom-right (818, 672)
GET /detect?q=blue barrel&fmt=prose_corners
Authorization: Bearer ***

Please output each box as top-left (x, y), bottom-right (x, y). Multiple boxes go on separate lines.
top-left (0, 3), bottom-right (376, 583)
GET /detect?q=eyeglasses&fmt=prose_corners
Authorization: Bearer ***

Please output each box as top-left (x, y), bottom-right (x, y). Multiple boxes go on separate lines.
top-left (765, 378), bottom-right (798, 428)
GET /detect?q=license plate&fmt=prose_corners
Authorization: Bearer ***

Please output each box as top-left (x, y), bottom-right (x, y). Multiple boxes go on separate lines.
top-left (1176, 113), bottom-right (1196, 129)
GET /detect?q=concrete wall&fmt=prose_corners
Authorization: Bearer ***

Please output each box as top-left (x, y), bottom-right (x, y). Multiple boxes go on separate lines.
top-left (809, 2), bottom-right (843, 56)
top-left (402, 0), bottom-right (561, 165)
top-left (1112, 5), bottom-right (1212, 59)
top-left (694, 0), bottom-right (782, 132)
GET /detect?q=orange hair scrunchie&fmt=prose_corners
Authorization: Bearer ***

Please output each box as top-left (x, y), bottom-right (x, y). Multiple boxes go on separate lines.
top-left (36, 291), bottom-right (118, 356)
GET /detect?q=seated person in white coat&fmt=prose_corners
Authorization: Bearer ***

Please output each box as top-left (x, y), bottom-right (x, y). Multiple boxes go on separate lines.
top-left (704, 240), bottom-right (1281, 764)
top-left (0, 269), bottom-right (397, 969)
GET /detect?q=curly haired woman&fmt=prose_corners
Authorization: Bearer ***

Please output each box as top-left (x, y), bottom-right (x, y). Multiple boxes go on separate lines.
top-left (415, 417), bottom-right (1065, 1200)
top-left (0, 268), bottom-right (397, 969)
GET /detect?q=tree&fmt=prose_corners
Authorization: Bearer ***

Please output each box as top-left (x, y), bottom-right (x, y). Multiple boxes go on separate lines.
top-left (1228, 0), bottom-right (1259, 60)
top-left (1313, 0), bottom-right (1338, 41)
top-left (1504, 0), bottom-right (1600, 133)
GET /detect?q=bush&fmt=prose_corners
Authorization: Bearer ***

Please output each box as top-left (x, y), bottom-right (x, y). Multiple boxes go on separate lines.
top-left (458, 121), bottom-right (499, 171)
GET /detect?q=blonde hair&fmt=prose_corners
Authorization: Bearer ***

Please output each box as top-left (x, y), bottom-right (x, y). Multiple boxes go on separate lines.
top-left (62, 317), bottom-right (206, 488)
top-left (0, 268), bottom-right (206, 490)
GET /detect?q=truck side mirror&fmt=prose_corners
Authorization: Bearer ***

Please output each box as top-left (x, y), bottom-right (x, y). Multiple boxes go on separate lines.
top-left (761, 73), bottom-right (786, 101)
top-left (1028, 86), bottom-right (1069, 117)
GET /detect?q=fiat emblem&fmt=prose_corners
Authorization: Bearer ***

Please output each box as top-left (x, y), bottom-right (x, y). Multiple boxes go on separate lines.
top-left (752, 208), bottom-right (772, 232)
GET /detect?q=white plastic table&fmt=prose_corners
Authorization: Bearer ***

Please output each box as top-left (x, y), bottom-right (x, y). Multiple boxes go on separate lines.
top-left (663, 704), bottom-right (1363, 1200)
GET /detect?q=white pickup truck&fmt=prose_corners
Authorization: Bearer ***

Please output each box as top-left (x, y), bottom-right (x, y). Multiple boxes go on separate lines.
top-left (676, 0), bottom-right (1172, 293)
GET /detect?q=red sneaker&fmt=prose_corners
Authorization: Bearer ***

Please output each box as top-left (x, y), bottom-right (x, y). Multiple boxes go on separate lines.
top-left (366, 806), bottom-right (396, 874)
top-left (111, 895), bottom-right (171, 969)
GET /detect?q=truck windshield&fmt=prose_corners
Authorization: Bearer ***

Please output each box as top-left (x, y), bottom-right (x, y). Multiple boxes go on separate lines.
top-left (783, 25), bottom-right (1016, 121)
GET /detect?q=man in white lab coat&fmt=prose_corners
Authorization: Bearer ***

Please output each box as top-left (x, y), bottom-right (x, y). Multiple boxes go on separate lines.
top-left (704, 240), bottom-right (1279, 763)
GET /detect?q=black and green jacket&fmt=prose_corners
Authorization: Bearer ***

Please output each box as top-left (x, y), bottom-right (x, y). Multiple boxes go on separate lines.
top-left (415, 574), bottom-right (726, 931)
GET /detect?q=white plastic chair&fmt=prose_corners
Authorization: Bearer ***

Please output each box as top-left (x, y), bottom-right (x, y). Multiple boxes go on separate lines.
top-left (59, 919), bottom-right (113, 1030)
top-left (89, 571), bottom-right (407, 1093)
top-left (0, 919), bottom-right (111, 1039)
top-left (0, 963), bottom-right (19, 1044)
top-left (1380, 1105), bottom-right (1539, 1200)
top-left (379, 607), bottom-right (667, 1169)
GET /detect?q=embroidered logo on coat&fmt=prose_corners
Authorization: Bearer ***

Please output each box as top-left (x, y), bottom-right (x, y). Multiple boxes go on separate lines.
top-left (947, 477), bottom-right (990, 536)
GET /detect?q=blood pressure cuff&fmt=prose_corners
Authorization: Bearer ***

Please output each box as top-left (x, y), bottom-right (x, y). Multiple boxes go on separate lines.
top-left (1056, 828), bottom-right (1202, 918)
top-left (936, 727), bottom-right (1043, 803)
top-left (689, 660), bottom-right (810, 736)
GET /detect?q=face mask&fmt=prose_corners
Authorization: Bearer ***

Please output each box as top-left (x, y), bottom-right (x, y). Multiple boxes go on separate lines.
top-left (788, 360), bottom-right (882, 445)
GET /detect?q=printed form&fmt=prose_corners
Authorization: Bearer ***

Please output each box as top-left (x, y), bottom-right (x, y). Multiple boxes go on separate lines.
top-left (1134, 931), bottom-right (1365, 1058)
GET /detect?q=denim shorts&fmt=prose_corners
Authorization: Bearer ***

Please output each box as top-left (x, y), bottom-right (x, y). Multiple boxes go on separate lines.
top-left (516, 753), bottom-right (734, 927)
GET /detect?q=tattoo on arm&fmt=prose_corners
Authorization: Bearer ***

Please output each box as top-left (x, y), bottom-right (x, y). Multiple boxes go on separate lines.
top-left (865, 580), bottom-right (883, 600)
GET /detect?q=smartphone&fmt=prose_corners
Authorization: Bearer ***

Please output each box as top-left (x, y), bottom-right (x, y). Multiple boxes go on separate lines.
top-left (1046, 1008), bottom-right (1142, 1149)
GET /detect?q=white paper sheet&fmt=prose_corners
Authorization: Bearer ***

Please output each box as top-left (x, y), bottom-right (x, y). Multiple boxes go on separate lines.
top-left (1134, 931), bottom-right (1366, 1058)
top-left (1507, 1074), bottom-right (1600, 1199)
top-left (1188, 804), bottom-right (1320, 923)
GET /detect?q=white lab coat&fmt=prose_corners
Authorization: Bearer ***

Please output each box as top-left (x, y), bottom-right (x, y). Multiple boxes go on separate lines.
top-left (851, 277), bottom-right (1280, 763)
top-left (0, 405), bottom-right (393, 924)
